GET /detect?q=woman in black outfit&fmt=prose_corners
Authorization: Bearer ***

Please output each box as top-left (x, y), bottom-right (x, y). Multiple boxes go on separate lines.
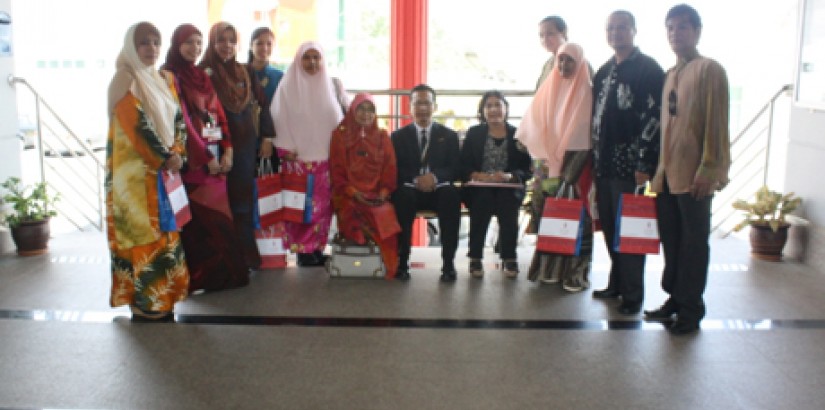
top-left (460, 91), bottom-right (533, 279)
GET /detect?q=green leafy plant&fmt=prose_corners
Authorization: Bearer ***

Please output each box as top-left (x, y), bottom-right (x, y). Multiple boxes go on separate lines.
top-left (732, 186), bottom-right (801, 233)
top-left (1, 177), bottom-right (58, 228)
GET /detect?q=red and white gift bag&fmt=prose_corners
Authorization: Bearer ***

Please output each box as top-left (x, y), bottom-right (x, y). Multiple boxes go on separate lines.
top-left (536, 196), bottom-right (586, 256)
top-left (162, 170), bottom-right (192, 229)
top-left (255, 224), bottom-right (288, 269)
top-left (614, 193), bottom-right (660, 254)
top-left (257, 160), bottom-right (283, 228)
top-left (281, 171), bottom-right (309, 223)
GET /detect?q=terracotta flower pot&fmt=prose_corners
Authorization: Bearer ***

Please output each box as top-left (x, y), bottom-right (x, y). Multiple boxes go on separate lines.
top-left (749, 223), bottom-right (789, 262)
top-left (10, 218), bottom-right (51, 256)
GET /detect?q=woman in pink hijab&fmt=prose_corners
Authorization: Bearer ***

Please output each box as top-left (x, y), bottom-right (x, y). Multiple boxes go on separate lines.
top-left (516, 42), bottom-right (595, 292)
top-left (270, 42), bottom-right (348, 266)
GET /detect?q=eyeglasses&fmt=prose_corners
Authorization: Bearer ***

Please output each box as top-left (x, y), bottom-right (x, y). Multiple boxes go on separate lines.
top-left (668, 89), bottom-right (678, 117)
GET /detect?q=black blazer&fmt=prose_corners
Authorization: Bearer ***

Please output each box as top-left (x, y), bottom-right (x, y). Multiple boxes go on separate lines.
top-left (460, 123), bottom-right (533, 201)
top-left (461, 123), bottom-right (533, 208)
top-left (391, 122), bottom-right (461, 186)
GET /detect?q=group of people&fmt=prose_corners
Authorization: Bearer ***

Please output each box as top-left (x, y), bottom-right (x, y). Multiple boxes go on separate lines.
top-left (518, 5), bottom-right (729, 335)
top-left (106, 3), bottom-right (730, 335)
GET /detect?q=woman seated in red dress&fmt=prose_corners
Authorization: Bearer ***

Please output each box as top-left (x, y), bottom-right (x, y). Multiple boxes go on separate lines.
top-left (330, 93), bottom-right (400, 279)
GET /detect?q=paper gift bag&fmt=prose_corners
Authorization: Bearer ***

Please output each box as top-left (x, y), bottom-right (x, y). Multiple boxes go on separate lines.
top-left (536, 196), bottom-right (586, 256)
top-left (282, 171), bottom-right (309, 223)
top-left (255, 225), bottom-right (288, 269)
top-left (368, 203), bottom-right (401, 240)
top-left (158, 170), bottom-right (191, 232)
top-left (614, 193), bottom-right (660, 254)
top-left (256, 159), bottom-right (283, 228)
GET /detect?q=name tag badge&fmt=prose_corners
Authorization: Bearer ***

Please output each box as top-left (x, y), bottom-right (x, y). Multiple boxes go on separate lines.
top-left (207, 143), bottom-right (220, 158)
top-left (203, 126), bottom-right (223, 141)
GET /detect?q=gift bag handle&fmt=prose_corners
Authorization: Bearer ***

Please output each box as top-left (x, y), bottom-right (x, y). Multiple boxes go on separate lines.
top-left (554, 181), bottom-right (575, 199)
top-left (258, 158), bottom-right (274, 177)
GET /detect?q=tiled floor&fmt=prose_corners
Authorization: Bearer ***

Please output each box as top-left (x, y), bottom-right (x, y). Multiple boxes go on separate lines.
top-left (1, 230), bottom-right (825, 409)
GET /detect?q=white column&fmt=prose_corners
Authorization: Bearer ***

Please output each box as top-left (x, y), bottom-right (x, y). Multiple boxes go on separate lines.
top-left (0, 0), bottom-right (20, 253)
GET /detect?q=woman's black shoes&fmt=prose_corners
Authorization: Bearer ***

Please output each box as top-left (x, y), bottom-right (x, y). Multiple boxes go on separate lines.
top-left (297, 251), bottom-right (329, 267)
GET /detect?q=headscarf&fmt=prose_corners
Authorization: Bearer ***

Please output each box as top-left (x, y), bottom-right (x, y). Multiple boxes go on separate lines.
top-left (516, 42), bottom-right (592, 177)
top-left (162, 24), bottom-right (215, 118)
top-left (107, 22), bottom-right (178, 148)
top-left (199, 22), bottom-right (252, 113)
top-left (271, 41), bottom-right (344, 161)
top-left (343, 93), bottom-right (378, 140)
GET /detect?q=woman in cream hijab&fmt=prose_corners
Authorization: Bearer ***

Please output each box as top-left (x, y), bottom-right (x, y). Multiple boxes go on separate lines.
top-left (270, 41), bottom-right (347, 266)
top-left (516, 42), bottom-right (595, 293)
top-left (106, 22), bottom-right (188, 321)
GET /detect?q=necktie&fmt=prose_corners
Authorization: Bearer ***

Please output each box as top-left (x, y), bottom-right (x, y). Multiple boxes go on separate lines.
top-left (420, 128), bottom-right (429, 174)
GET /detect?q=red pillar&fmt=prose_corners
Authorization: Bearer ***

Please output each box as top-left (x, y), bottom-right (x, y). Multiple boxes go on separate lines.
top-left (390, 0), bottom-right (427, 94)
top-left (390, 0), bottom-right (429, 246)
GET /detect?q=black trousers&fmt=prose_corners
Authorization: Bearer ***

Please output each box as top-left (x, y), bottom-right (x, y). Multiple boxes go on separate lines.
top-left (656, 180), bottom-right (712, 323)
top-left (467, 187), bottom-right (522, 260)
top-left (595, 178), bottom-right (646, 305)
top-left (392, 185), bottom-right (461, 270)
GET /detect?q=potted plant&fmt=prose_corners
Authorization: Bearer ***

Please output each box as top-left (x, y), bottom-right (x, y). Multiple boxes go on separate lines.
top-left (732, 185), bottom-right (802, 261)
top-left (1, 177), bottom-right (58, 256)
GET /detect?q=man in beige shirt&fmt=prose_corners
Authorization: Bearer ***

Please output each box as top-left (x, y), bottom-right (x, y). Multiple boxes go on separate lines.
top-left (644, 4), bottom-right (730, 335)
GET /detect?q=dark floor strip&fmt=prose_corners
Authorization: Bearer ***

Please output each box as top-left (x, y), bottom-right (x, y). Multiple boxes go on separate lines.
top-left (1, 309), bottom-right (825, 331)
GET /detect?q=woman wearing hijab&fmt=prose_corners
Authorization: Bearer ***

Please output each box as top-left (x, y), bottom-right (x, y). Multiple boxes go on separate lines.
top-left (270, 41), bottom-right (345, 266)
top-left (199, 22), bottom-right (275, 270)
top-left (106, 22), bottom-right (188, 321)
top-left (517, 42), bottom-right (595, 293)
top-left (162, 24), bottom-right (249, 292)
top-left (330, 93), bottom-right (399, 279)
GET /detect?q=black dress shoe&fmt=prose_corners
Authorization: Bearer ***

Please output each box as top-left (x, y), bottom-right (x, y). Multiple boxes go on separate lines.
top-left (669, 320), bottom-right (700, 335)
top-left (617, 302), bottom-right (642, 315)
top-left (644, 305), bottom-right (677, 322)
top-left (593, 288), bottom-right (620, 299)
top-left (395, 269), bottom-right (411, 281)
top-left (439, 269), bottom-right (457, 282)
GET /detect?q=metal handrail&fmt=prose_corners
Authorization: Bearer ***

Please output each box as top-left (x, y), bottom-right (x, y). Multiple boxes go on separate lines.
top-left (7, 75), bottom-right (105, 231)
top-left (712, 84), bottom-right (792, 233)
top-left (349, 88), bottom-right (534, 130)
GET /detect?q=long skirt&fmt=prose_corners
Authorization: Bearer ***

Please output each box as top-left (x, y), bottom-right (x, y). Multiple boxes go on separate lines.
top-left (110, 232), bottom-right (189, 312)
top-left (225, 107), bottom-right (263, 269)
top-left (278, 151), bottom-right (333, 254)
top-left (182, 180), bottom-right (250, 292)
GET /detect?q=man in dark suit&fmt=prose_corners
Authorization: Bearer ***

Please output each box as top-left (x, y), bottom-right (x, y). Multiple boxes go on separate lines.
top-left (391, 84), bottom-right (462, 282)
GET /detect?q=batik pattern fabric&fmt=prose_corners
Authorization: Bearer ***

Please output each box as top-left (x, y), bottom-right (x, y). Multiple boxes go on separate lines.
top-left (527, 150), bottom-right (594, 288)
top-left (330, 93), bottom-right (400, 278)
top-left (277, 149), bottom-right (334, 254)
top-left (106, 89), bottom-right (189, 312)
top-left (591, 48), bottom-right (663, 180)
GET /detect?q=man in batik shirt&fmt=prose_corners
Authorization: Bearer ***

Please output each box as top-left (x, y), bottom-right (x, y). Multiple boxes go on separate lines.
top-left (591, 10), bottom-right (664, 315)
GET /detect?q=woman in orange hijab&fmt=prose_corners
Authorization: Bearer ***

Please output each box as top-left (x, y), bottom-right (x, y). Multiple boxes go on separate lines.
top-left (329, 93), bottom-right (400, 279)
top-left (517, 42), bottom-right (595, 293)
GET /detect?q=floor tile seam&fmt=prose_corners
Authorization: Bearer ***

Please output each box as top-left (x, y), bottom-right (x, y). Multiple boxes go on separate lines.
top-left (3, 310), bottom-right (825, 332)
